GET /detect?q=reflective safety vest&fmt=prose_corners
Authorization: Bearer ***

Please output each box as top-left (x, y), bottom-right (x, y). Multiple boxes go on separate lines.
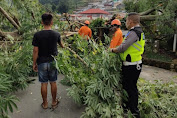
top-left (120, 28), bottom-right (145, 62)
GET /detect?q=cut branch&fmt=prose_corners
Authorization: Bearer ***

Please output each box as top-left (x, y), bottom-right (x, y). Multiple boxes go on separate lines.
top-left (0, 29), bottom-right (20, 41)
top-left (0, 6), bottom-right (20, 30)
top-left (65, 47), bottom-right (89, 67)
top-left (12, 15), bottom-right (21, 26)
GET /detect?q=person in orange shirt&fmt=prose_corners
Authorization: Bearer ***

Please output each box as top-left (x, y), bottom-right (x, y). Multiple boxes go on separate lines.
top-left (78, 20), bottom-right (92, 40)
top-left (110, 19), bottom-right (123, 48)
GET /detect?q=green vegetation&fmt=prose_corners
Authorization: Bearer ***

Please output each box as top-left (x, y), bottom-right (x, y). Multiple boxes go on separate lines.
top-left (1, 0), bottom-right (177, 117)
top-left (56, 33), bottom-right (177, 118)
top-left (0, 0), bottom-right (44, 117)
top-left (138, 78), bottom-right (177, 118)
top-left (90, 18), bottom-right (105, 32)
top-left (56, 35), bottom-right (124, 117)
top-left (144, 45), bottom-right (173, 62)
top-left (39, 0), bottom-right (93, 14)
top-left (144, 51), bottom-right (173, 62)
top-left (124, 0), bottom-right (177, 63)
top-left (0, 40), bottom-right (33, 117)
top-left (124, 0), bottom-right (177, 50)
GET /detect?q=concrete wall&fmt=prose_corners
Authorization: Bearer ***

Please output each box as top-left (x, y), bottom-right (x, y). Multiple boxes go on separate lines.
top-left (78, 14), bottom-right (111, 20)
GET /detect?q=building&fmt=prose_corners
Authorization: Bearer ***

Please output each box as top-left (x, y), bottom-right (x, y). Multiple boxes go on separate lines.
top-left (104, 2), bottom-right (113, 9)
top-left (115, 2), bottom-right (125, 10)
top-left (79, 8), bottom-right (110, 20)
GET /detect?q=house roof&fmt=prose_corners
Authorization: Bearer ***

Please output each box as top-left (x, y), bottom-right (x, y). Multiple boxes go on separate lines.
top-left (79, 8), bottom-right (110, 15)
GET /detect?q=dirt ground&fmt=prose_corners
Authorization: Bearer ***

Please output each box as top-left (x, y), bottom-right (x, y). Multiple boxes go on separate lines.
top-left (9, 65), bottom-right (177, 118)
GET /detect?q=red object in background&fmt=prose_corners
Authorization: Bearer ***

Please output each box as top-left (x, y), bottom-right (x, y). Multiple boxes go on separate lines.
top-left (87, 15), bottom-right (92, 20)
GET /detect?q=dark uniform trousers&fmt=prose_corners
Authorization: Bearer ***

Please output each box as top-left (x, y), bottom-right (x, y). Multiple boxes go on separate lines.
top-left (122, 63), bottom-right (142, 118)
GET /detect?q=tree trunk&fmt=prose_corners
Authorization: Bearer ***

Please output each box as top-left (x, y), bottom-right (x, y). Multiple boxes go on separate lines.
top-left (140, 8), bottom-right (156, 16)
top-left (140, 15), bottom-right (160, 21)
top-left (0, 6), bottom-right (20, 30)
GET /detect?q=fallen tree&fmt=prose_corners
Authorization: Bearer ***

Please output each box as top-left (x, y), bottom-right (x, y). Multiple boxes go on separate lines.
top-left (0, 6), bottom-right (20, 30)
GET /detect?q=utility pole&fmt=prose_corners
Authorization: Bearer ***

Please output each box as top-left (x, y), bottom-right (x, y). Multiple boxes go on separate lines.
top-left (173, 18), bottom-right (177, 52)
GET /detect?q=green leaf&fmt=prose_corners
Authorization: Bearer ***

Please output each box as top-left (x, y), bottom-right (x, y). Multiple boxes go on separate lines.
top-left (8, 101), bottom-right (13, 113)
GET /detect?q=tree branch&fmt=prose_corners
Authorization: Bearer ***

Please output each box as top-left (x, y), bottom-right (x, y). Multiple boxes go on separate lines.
top-left (140, 8), bottom-right (156, 16)
top-left (0, 29), bottom-right (6, 38)
top-left (0, 6), bottom-right (20, 30)
top-left (65, 47), bottom-right (89, 67)
top-left (140, 15), bottom-right (160, 21)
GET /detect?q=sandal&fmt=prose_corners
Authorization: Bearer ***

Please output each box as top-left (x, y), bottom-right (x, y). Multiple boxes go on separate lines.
top-left (51, 97), bottom-right (61, 109)
top-left (41, 102), bottom-right (48, 109)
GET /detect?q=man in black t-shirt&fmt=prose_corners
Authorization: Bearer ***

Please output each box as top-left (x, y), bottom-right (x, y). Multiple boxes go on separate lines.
top-left (32, 13), bottom-right (64, 109)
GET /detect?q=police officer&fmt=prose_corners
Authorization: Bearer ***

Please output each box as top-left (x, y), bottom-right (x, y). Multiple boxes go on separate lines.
top-left (110, 12), bottom-right (145, 118)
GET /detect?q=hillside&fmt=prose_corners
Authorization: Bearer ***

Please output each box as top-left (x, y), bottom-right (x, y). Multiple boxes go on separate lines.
top-left (38, 0), bottom-right (102, 13)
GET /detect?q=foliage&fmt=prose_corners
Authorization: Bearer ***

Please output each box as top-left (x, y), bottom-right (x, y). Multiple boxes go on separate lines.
top-left (57, 33), bottom-right (177, 118)
top-left (56, 35), bottom-right (124, 117)
top-left (0, 0), bottom-right (44, 32)
top-left (124, 0), bottom-right (163, 13)
top-left (0, 40), bottom-right (35, 117)
top-left (0, 0), bottom-right (45, 117)
top-left (39, 0), bottom-right (90, 13)
top-left (144, 44), bottom-right (173, 62)
top-left (89, 18), bottom-right (105, 32)
top-left (138, 78), bottom-right (177, 118)
top-left (1, 0), bottom-right (177, 118)
top-left (124, 0), bottom-right (177, 50)
top-left (89, 18), bottom-right (106, 40)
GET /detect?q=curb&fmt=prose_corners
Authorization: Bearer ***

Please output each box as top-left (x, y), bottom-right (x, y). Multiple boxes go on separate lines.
top-left (143, 58), bottom-right (177, 72)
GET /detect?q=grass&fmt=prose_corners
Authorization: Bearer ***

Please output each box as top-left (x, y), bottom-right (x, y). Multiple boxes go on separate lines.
top-left (144, 51), bottom-right (173, 62)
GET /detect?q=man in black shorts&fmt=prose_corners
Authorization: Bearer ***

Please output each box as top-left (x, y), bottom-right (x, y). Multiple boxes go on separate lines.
top-left (32, 13), bottom-right (64, 109)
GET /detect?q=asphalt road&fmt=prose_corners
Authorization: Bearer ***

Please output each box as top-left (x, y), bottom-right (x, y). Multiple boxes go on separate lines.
top-left (9, 75), bottom-right (85, 118)
top-left (9, 65), bottom-right (177, 118)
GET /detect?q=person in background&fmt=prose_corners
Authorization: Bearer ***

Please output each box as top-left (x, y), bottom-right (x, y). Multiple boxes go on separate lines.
top-left (32, 13), bottom-right (64, 109)
top-left (78, 20), bottom-right (92, 40)
top-left (110, 12), bottom-right (145, 118)
top-left (110, 19), bottom-right (123, 48)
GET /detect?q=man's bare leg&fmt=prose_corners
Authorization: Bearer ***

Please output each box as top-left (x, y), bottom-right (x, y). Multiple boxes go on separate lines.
top-left (50, 82), bottom-right (57, 105)
top-left (41, 83), bottom-right (48, 108)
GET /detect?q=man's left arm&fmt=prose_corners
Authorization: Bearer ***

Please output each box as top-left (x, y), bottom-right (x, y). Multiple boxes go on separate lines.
top-left (58, 34), bottom-right (64, 48)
